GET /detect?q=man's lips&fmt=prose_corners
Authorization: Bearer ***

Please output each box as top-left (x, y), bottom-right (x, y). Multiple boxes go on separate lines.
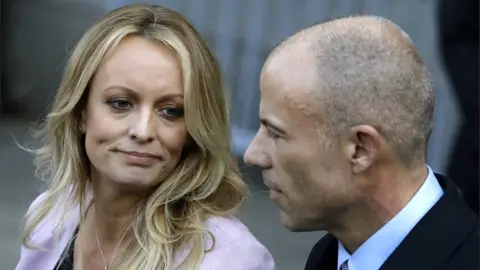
top-left (263, 179), bottom-right (282, 193)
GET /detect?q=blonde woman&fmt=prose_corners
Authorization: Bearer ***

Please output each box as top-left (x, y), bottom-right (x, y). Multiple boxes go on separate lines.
top-left (15, 4), bottom-right (275, 270)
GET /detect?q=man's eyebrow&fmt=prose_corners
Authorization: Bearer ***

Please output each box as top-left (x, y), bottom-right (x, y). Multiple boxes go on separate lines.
top-left (260, 118), bottom-right (286, 134)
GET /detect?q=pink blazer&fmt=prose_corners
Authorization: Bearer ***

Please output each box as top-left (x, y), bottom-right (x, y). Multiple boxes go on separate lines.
top-left (15, 193), bottom-right (276, 270)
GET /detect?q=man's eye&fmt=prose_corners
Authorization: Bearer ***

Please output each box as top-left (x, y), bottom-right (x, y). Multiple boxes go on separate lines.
top-left (107, 99), bottom-right (132, 109)
top-left (160, 107), bottom-right (184, 118)
top-left (266, 128), bottom-right (280, 139)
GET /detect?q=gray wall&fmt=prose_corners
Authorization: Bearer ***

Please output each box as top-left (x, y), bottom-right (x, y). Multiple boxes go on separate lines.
top-left (2, 0), bottom-right (106, 117)
top-left (3, 0), bottom-right (458, 172)
top-left (107, 0), bottom-right (458, 172)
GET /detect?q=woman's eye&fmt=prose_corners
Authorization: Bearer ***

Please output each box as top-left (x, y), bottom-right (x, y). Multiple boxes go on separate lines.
top-left (107, 99), bottom-right (132, 109)
top-left (160, 107), bottom-right (184, 118)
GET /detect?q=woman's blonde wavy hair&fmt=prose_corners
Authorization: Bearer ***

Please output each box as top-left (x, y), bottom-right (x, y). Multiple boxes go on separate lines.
top-left (21, 3), bottom-right (247, 270)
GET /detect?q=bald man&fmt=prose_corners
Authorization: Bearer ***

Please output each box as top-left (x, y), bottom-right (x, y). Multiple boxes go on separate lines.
top-left (244, 16), bottom-right (478, 270)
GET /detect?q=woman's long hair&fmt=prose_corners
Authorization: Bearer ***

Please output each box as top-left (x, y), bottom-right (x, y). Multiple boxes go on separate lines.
top-left (21, 4), bottom-right (247, 269)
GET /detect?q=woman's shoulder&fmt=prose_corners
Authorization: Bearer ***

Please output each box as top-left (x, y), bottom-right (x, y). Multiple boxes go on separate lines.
top-left (16, 192), bottom-right (80, 270)
top-left (27, 191), bottom-right (49, 212)
top-left (203, 216), bottom-right (257, 244)
top-left (25, 192), bottom-right (55, 239)
top-left (199, 216), bottom-right (276, 270)
top-left (24, 191), bottom-right (80, 242)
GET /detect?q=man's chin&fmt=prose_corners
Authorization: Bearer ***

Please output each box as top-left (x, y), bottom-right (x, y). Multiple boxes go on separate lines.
top-left (280, 211), bottom-right (317, 232)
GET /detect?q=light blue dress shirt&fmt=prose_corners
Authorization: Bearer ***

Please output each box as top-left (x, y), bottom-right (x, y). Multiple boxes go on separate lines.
top-left (337, 166), bottom-right (444, 270)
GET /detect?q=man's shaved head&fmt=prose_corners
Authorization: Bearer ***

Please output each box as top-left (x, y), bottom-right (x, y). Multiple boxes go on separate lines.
top-left (245, 15), bottom-right (436, 234)
top-left (268, 15), bottom-right (435, 165)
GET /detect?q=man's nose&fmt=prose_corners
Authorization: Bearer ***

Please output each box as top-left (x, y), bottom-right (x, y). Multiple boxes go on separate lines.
top-left (243, 140), bottom-right (271, 169)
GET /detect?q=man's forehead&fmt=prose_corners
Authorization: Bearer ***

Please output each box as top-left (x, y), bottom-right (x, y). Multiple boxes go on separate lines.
top-left (259, 86), bottom-right (319, 120)
top-left (258, 89), bottom-right (321, 139)
top-left (260, 48), bottom-right (319, 117)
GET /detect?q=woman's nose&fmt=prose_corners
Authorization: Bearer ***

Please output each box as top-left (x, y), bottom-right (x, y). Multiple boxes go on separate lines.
top-left (129, 108), bottom-right (155, 143)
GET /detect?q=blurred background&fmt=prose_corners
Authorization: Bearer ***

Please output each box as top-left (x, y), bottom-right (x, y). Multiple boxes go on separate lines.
top-left (0, 0), bottom-right (475, 269)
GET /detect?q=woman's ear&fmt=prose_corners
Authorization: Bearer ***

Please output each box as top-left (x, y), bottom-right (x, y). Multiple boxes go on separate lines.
top-left (78, 110), bottom-right (87, 140)
top-left (185, 136), bottom-right (193, 147)
top-left (79, 110), bottom-right (86, 134)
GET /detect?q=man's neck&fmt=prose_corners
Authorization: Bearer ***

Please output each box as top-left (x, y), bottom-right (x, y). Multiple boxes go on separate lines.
top-left (331, 164), bottom-right (428, 253)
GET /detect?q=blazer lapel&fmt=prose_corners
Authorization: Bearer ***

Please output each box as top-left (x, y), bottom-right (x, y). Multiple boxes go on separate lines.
top-left (380, 174), bottom-right (478, 270)
top-left (305, 234), bottom-right (338, 270)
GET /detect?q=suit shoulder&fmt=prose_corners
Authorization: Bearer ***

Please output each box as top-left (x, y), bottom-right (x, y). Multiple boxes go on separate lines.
top-left (305, 233), bottom-right (337, 270)
top-left (446, 222), bottom-right (479, 269)
top-left (309, 233), bottom-right (336, 256)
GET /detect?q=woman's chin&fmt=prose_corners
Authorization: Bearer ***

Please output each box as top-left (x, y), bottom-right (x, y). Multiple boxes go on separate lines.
top-left (107, 176), bottom-right (161, 193)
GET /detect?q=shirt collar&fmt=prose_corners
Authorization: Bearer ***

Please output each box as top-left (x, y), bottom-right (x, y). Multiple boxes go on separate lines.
top-left (337, 166), bottom-right (444, 270)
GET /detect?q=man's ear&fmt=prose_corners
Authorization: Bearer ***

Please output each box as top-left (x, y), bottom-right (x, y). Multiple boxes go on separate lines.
top-left (342, 125), bottom-right (382, 173)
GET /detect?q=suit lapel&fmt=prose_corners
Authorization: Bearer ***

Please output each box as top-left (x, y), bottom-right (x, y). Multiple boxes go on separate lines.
top-left (305, 234), bottom-right (339, 270)
top-left (380, 174), bottom-right (478, 270)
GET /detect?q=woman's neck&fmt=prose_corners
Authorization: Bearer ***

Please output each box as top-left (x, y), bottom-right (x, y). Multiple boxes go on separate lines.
top-left (89, 173), bottom-right (143, 244)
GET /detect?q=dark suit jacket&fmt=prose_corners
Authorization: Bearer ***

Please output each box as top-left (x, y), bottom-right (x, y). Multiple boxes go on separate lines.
top-left (305, 174), bottom-right (479, 270)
